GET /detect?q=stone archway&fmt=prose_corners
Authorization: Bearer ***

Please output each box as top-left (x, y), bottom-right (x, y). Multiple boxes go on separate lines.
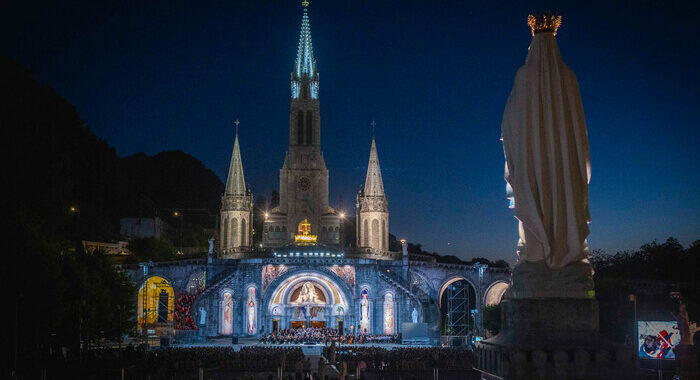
top-left (266, 271), bottom-right (350, 330)
top-left (438, 276), bottom-right (478, 308)
top-left (137, 275), bottom-right (174, 334)
top-left (437, 276), bottom-right (478, 337)
top-left (483, 281), bottom-right (510, 306)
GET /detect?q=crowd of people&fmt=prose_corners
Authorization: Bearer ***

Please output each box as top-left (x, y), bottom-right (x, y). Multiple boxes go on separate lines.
top-left (173, 291), bottom-right (199, 330)
top-left (34, 345), bottom-right (306, 379)
top-left (323, 346), bottom-right (476, 374)
top-left (259, 327), bottom-right (400, 345)
top-left (26, 343), bottom-right (478, 380)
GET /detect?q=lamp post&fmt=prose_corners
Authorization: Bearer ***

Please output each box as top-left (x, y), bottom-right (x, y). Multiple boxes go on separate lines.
top-left (339, 212), bottom-right (346, 247)
top-left (173, 211), bottom-right (183, 253)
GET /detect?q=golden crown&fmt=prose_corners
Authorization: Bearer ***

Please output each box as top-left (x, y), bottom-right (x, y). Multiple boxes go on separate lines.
top-left (528, 13), bottom-right (562, 36)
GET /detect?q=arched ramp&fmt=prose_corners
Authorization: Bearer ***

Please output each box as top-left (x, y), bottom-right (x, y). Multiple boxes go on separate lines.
top-left (483, 281), bottom-right (509, 306)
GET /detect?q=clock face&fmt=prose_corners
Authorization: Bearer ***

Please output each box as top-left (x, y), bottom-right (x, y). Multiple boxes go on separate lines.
top-left (298, 176), bottom-right (311, 191)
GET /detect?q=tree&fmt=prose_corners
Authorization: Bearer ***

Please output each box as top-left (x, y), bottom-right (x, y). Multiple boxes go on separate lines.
top-left (128, 237), bottom-right (176, 261)
top-left (592, 237), bottom-right (700, 342)
top-left (482, 304), bottom-right (502, 337)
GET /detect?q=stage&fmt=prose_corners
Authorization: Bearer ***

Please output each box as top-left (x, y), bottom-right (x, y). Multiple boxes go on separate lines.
top-left (172, 336), bottom-right (433, 350)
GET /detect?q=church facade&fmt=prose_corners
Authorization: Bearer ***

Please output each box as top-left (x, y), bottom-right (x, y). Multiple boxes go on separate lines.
top-left (123, 4), bottom-right (511, 342)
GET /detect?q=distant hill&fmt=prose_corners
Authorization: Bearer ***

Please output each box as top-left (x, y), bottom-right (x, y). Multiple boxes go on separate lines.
top-left (4, 56), bottom-right (222, 243)
top-left (119, 151), bottom-right (223, 227)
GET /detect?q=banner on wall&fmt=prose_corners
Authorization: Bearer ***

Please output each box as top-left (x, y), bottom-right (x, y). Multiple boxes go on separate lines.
top-left (637, 321), bottom-right (680, 359)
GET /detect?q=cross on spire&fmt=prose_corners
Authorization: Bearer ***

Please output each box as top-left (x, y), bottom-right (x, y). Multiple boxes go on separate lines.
top-left (371, 120), bottom-right (376, 136)
top-left (234, 119), bottom-right (240, 135)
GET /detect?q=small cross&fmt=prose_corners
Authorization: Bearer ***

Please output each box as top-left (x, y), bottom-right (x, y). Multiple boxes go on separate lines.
top-left (370, 120), bottom-right (376, 135)
top-left (234, 119), bottom-right (240, 135)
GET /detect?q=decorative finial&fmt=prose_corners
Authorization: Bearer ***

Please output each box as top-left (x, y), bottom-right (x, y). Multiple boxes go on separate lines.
top-left (370, 120), bottom-right (376, 136)
top-left (528, 12), bottom-right (562, 36)
top-left (302, 0), bottom-right (309, 7)
top-left (234, 119), bottom-right (240, 135)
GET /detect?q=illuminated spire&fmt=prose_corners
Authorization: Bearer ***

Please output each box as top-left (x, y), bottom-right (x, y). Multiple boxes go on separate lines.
top-left (295, 6), bottom-right (316, 78)
top-left (225, 120), bottom-right (247, 196)
top-left (363, 136), bottom-right (385, 197)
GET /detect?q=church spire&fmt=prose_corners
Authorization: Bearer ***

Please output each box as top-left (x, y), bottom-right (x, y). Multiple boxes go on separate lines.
top-left (291, 2), bottom-right (319, 99)
top-left (225, 120), bottom-right (246, 196)
top-left (295, 4), bottom-right (315, 78)
top-left (363, 136), bottom-right (385, 197)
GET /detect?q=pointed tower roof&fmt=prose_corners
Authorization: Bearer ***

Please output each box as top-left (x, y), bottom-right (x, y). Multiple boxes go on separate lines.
top-left (295, 5), bottom-right (316, 78)
top-left (363, 136), bottom-right (385, 197)
top-left (225, 121), bottom-right (246, 196)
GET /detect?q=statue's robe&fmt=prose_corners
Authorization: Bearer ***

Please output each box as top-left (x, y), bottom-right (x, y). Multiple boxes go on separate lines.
top-left (502, 32), bottom-right (592, 270)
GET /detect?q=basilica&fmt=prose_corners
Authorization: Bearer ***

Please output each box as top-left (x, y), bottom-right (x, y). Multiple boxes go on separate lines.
top-left (124, 4), bottom-right (510, 344)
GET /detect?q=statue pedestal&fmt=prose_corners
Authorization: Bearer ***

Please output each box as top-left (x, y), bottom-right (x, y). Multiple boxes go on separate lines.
top-left (474, 298), bottom-right (634, 379)
top-left (675, 344), bottom-right (698, 380)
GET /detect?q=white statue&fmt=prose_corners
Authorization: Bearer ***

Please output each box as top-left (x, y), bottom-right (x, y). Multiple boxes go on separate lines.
top-left (411, 308), bottom-right (418, 323)
top-left (501, 15), bottom-right (593, 298)
top-left (295, 282), bottom-right (322, 304)
top-left (208, 238), bottom-right (214, 255)
top-left (199, 306), bottom-right (207, 325)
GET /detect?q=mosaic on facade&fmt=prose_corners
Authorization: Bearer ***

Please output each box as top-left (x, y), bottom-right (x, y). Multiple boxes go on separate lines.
top-left (327, 265), bottom-right (355, 288)
top-left (221, 292), bottom-right (233, 335)
top-left (262, 264), bottom-right (289, 292)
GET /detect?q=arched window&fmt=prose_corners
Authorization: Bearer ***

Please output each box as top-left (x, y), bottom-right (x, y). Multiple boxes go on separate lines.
top-left (222, 218), bottom-right (228, 249)
top-left (363, 219), bottom-right (369, 247)
top-left (322, 226), bottom-right (327, 232)
top-left (383, 293), bottom-right (394, 334)
top-left (381, 219), bottom-right (387, 250)
top-left (220, 292), bottom-right (233, 335)
top-left (231, 217), bottom-right (238, 247)
top-left (305, 110), bottom-right (313, 145)
top-left (246, 287), bottom-right (257, 334)
top-left (297, 110), bottom-right (304, 145)
top-left (241, 218), bottom-right (247, 246)
top-left (275, 226), bottom-right (280, 232)
top-left (282, 226), bottom-right (287, 232)
top-left (371, 219), bottom-right (380, 249)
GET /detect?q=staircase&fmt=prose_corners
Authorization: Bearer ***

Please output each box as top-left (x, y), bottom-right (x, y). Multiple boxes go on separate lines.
top-left (378, 270), bottom-right (441, 338)
top-left (200, 262), bottom-right (240, 299)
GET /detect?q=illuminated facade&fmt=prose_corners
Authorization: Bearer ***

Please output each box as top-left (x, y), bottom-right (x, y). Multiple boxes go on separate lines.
top-left (220, 125), bottom-right (253, 253)
top-left (263, 4), bottom-right (340, 248)
top-left (122, 3), bottom-right (511, 342)
top-left (356, 137), bottom-right (389, 252)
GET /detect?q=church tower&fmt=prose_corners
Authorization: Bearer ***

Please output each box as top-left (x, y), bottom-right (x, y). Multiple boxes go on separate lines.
top-left (356, 136), bottom-right (389, 251)
top-left (220, 123), bottom-right (253, 253)
top-left (264, 3), bottom-right (341, 247)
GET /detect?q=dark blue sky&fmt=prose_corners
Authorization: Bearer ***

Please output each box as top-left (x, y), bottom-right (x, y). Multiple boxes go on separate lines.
top-left (4, 0), bottom-right (698, 262)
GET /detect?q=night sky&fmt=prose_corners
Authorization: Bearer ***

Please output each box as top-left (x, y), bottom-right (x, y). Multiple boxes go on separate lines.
top-left (4, 0), bottom-right (698, 262)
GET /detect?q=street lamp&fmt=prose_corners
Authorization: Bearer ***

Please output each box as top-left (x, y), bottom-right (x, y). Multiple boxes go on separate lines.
top-left (338, 212), bottom-right (346, 246)
top-left (173, 211), bottom-right (183, 253)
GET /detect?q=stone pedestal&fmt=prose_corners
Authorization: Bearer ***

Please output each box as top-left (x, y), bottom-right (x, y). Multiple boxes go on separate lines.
top-left (474, 298), bottom-right (634, 379)
top-left (675, 344), bottom-right (698, 380)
